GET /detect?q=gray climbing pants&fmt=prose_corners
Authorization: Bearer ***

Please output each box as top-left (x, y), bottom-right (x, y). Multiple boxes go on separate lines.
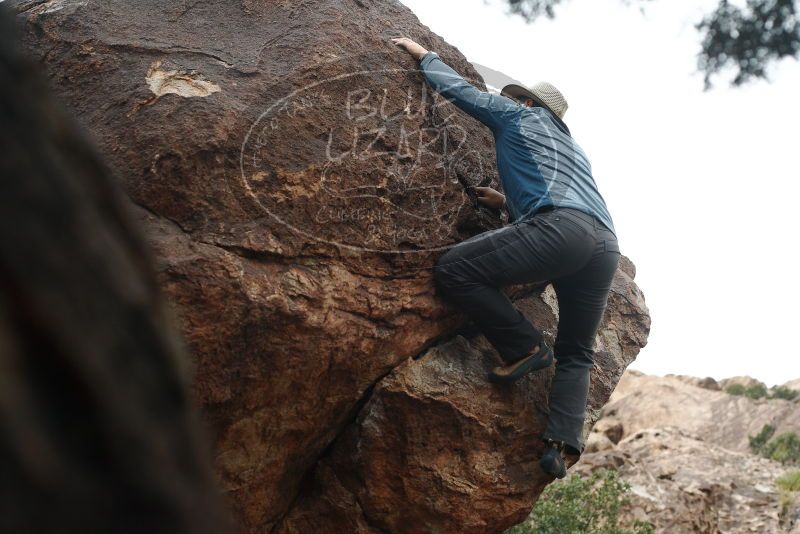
top-left (432, 206), bottom-right (621, 456)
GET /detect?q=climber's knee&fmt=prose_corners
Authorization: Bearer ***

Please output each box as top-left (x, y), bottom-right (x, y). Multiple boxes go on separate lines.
top-left (433, 248), bottom-right (461, 289)
top-left (433, 258), bottom-right (456, 293)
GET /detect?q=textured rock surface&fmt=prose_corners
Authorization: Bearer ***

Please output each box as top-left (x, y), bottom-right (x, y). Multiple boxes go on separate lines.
top-left (782, 378), bottom-right (800, 391)
top-left (666, 373), bottom-right (721, 391)
top-left (14, 0), bottom-right (650, 531)
top-left (576, 370), bottom-right (800, 533)
top-left (578, 426), bottom-right (795, 533)
top-left (280, 267), bottom-right (651, 533)
top-left (601, 370), bottom-right (800, 453)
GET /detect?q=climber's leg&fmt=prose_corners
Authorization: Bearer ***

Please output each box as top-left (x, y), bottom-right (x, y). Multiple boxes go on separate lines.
top-left (540, 243), bottom-right (620, 458)
top-left (432, 212), bottom-right (594, 364)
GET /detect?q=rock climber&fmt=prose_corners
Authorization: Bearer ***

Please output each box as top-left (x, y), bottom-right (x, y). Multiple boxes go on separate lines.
top-left (392, 37), bottom-right (621, 479)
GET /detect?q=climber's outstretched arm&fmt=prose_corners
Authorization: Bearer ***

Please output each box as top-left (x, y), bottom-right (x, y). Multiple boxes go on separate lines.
top-left (391, 37), bottom-right (518, 131)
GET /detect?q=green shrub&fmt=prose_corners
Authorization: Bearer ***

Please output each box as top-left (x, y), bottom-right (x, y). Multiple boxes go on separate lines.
top-left (749, 424), bottom-right (776, 454)
top-left (776, 470), bottom-right (800, 524)
top-left (727, 383), bottom-right (800, 401)
top-left (762, 432), bottom-right (800, 465)
top-left (506, 468), bottom-right (654, 534)
top-left (776, 470), bottom-right (800, 492)
top-left (744, 384), bottom-right (768, 399)
top-left (778, 490), bottom-right (795, 523)
top-left (769, 386), bottom-right (800, 401)
top-left (749, 425), bottom-right (800, 465)
top-left (725, 384), bottom-right (747, 396)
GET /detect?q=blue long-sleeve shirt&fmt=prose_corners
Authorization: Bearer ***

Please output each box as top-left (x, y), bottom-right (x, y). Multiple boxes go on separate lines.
top-left (419, 51), bottom-right (617, 237)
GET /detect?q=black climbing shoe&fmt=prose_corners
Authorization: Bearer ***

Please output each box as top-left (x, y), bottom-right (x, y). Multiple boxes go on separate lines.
top-left (539, 438), bottom-right (567, 479)
top-left (488, 340), bottom-right (554, 384)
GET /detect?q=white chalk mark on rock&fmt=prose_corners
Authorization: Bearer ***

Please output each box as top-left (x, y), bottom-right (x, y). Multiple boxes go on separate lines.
top-left (146, 60), bottom-right (221, 98)
top-left (29, 0), bottom-right (88, 15)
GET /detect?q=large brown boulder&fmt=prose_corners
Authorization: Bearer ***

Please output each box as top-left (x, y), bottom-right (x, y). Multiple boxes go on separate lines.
top-left (280, 267), bottom-right (650, 533)
top-left (14, 0), bottom-right (651, 531)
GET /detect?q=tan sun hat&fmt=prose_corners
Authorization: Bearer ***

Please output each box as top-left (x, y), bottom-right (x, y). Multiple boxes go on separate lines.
top-left (501, 81), bottom-right (569, 127)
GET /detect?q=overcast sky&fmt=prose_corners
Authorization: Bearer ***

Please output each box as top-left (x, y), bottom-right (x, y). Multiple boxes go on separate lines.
top-left (400, 0), bottom-right (800, 387)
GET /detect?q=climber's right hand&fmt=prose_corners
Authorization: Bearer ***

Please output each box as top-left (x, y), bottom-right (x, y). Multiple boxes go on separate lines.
top-left (391, 37), bottom-right (429, 61)
top-left (474, 186), bottom-right (506, 210)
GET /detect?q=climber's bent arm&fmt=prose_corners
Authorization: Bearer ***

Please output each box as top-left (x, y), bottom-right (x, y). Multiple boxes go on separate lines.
top-left (419, 51), bottom-right (518, 131)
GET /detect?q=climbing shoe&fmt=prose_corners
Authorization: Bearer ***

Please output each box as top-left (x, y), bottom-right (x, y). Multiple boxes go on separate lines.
top-left (539, 438), bottom-right (567, 479)
top-left (488, 340), bottom-right (554, 384)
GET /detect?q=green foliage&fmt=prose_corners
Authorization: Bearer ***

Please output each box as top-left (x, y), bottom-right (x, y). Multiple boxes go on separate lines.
top-left (776, 470), bottom-right (800, 492)
top-left (505, 0), bottom-right (652, 22)
top-left (776, 469), bottom-right (800, 522)
top-left (745, 383), bottom-right (768, 399)
top-left (725, 383), bottom-right (747, 396)
top-left (506, 0), bottom-right (565, 20)
top-left (762, 432), bottom-right (800, 465)
top-left (779, 490), bottom-right (795, 522)
top-left (506, 468), bottom-right (654, 534)
top-left (697, 0), bottom-right (800, 88)
top-left (770, 386), bottom-right (800, 401)
top-left (724, 383), bottom-right (798, 400)
top-left (749, 424), bottom-right (776, 453)
top-left (505, 0), bottom-right (800, 88)
top-left (750, 424), bottom-right (800, 465)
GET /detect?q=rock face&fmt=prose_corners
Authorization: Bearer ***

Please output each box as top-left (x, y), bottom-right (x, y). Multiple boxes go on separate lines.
top-left (577, 370), bottom-right (800, 533)
top-left (782, 379), bottom-right (800, 391)
top-left (600, 370), bottom-right (800, 453)
top-left (14, 0), bottom-right (651, 531)
top-left (280, 266), bottom-right (650, 532)
top-left (579, 426), bottom-right (794, 534)
top-left (666, 373), bottom-right (721, 391)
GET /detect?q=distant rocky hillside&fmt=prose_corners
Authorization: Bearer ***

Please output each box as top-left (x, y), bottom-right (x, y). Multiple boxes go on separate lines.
top-left (573, 370), bottom-right (800, 533)
top-left (601, 371), bottom-right (800, 453)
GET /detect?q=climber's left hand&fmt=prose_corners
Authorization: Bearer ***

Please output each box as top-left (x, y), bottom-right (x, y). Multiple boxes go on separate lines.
top-left (474, 186), bottom-right (506, 210)
top-left (391, 37), bottom-right (429, 61)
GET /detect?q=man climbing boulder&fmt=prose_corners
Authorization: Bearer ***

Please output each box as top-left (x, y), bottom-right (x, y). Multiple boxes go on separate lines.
top-left (392, 36), bottom-right (621, 479)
